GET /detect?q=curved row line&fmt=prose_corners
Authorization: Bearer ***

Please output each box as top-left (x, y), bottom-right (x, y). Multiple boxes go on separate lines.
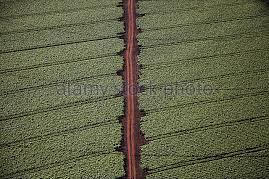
top-left (147, 144), bottom-right (269, 175)
top-left (0, 17), bottom-right (121, 35)
top-left (141, 68), bottom-right (269, 90)
top-left (0, 35), bottom-right (120, 54)
top-left (0, 3), bottom-right (120, 19)
top-left (140, 14), bottom-right (269, 32)
top-left (148, 115), bottom-right (269, 141)
top-left (0, 118), bottom-right (118, 148)
top-left (0, 53), bottom-right (119, 74)
top-left (1, 148), bottom-right (120, 178)
top-left (140, 30), bottom-right (269, 49)
top-left (0, 95), bottom-right (120, 121)
top-left (143, 90), bottom-right (269, 114)
top-left (138, 0), bottom-right (257, 17)
top-left (0, 72), bottom-right (117, 96)
top-left (141, 48), bottom-right (269, 70)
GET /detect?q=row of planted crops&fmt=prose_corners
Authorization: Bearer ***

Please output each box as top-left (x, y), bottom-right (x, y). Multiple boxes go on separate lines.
top-left (1, 0), bottom-right (269, 178)
top-left (137, 0), bottom-right (269, 178)
top-left (0, 0), bottom-right (125, 178)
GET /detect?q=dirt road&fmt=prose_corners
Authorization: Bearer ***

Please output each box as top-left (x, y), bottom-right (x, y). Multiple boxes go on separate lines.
top-left (123, 0), bottom-right (143, 178)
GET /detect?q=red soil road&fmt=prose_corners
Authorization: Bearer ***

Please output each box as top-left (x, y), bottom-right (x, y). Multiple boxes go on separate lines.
top-left (123, 0), bottom-right (143, 178)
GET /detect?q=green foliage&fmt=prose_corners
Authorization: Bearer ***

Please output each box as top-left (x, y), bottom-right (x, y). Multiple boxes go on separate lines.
top-left (0, 38), bottom-right (123, 72)
top-left (141, 94), bottom-right (269, 138)
top-left (0, 4), bottom-right (122, 33)
top-left (1, 97), bottom-right (124, 145)
top-left (138, 1), bottom-right (268, 30)
top-left (0, 0), bottom-right (125, 178)
top-left (138, 0), bottom-right (259, 15)
top-left (138, 0), bottom-right (269, 177)
top-left (1, 21), bottom-right (124, 53)
top-left (0, 0), bottom-right (120, 17)
top-left (17, 153), bottom-right (125, 179)
top-left (138, 16), bottom-right (269, 47)
top-left (1, 123), bottom-right (123, 178)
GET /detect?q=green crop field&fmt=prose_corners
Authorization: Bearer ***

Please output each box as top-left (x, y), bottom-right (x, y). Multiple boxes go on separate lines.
top-left (138, 0), bottom-right (269, 178)
top-left (0, 0), bottom-right (125, 178)
top-left (1, 0), bottom-right (269, 178)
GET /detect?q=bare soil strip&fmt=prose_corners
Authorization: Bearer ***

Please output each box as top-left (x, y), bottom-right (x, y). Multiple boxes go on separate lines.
top-left (121, 0), bottom-right (145, 178)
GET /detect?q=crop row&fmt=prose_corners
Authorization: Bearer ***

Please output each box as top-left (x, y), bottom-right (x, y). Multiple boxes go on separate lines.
top-left (138, 0), bottom-right (257, 15)
top-left (138, 15), bottom-right (269, 47)
top-left (0, 20), bottom-right (124, 53)
top-left (140, 50), bottom-right (269, 86)
top-left (145, 149), bottom-right (268, 178)
top-left (0, 0), bottom-right (125, 178)
top-left (138, 2), bottom-right (268, 30)
top-left (0, 0), bottom-right (120, 17)
top-left (138, 0), bottom-right (269, 178)
top-left (0, 96), bottom-right (123, 145)
top-left (0, 53), bottom-right (123, 93)
top-left (141, 119), bottom-right (268, 167)
top-left (0, 5), bottom-right (122, 34)
top-left (139, 77), bottom-right (269, 114)
top-left (0, 38), bottom-right (123, 72)
top-left (1, 76), bottom-right (122, 116)
top-left (13, 153), bottom-right (124, 179)
top-left (138, 33), bottom-right (269, 66)
top-left (141, 94), bottom-right (269, 138)
top-left (1, 123), bottom-right (123, 178)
